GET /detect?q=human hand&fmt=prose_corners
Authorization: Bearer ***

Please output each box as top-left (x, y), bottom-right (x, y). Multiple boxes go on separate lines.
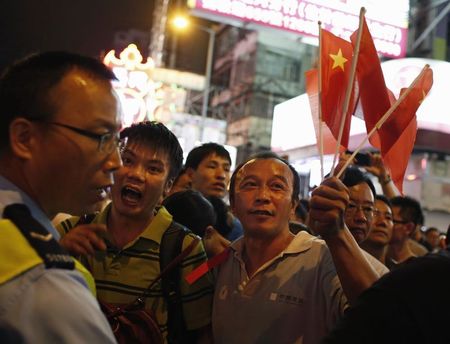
top-left (60, 224), bottom-right (107, 256)
top-left (309, 177), bottom-right (349, 238)
top-left (203, 226), bottom-right (230, 257)
top-left (364, 153), bottom-right (391, 184)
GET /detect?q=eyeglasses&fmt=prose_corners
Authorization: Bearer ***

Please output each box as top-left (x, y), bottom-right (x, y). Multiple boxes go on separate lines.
top-left (373, 210), bottom-right (393, 221)
top-left (33, 120), bottom-right (121, 154)
top-left (346, 202), bottom-right (374, 218)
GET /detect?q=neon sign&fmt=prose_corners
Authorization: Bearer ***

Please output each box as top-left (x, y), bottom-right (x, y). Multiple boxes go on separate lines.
top-left (103, 44), bottom-right (187, 127)
top-left (189, 0), bottom-right (409, 58)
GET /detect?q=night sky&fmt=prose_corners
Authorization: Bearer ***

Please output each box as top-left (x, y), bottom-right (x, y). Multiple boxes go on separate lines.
top-left (0, 0), bottom-right (207, 74)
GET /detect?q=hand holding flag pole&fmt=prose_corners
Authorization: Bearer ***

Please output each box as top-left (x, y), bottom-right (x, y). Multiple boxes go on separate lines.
top-left (330, 7), bottom-right (366, 177)
top-left (336, 64), bottom-right (431, 179)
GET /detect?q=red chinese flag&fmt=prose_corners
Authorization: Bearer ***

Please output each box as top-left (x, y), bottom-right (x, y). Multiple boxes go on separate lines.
top-left (321, 29), bottom-right (355, 148)
top-left (305, 68), bottom-right (346, 155)
top-left (350, 17), bottom-right (390, 149)
top-left (381, 68), bottom-right (433, 193)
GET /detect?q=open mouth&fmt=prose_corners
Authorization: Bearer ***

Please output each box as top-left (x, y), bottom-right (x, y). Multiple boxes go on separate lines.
top-left (249, 209), bottom-right (273, 216)
top-left (121, 185), bottom-right (143, 204)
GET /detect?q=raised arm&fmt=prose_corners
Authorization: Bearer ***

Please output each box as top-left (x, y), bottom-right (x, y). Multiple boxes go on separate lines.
top-left (309, 177), bottom-right (380, 304)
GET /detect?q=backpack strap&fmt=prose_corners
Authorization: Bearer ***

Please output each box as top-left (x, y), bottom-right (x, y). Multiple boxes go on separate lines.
top-left (3, 204), bottom-right (74, 270)
top-left (160, 221), bottom-right (192, 344)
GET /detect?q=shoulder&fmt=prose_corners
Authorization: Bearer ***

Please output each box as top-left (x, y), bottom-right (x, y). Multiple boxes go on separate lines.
top-left (1, 267), bottom-right (115, 343)
top-left (55, 216), bottom-right (81, 237)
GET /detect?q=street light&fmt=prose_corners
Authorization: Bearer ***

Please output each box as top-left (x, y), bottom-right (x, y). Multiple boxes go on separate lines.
top-left (172, 15), bottom-right (215, 142)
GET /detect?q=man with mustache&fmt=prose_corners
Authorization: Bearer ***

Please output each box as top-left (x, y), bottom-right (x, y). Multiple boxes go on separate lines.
top-left (212, 152), bottom-right (382, 343)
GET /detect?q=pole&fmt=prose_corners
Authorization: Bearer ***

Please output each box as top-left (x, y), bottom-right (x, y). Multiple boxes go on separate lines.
top-left (199, 26), bottom-right (215, 142)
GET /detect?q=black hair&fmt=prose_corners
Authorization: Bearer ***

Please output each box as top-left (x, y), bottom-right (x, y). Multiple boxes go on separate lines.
top-left (375, 194), bottom-right (392, 209)
top-left (206, 196), bottom-right (233, 237)
top-left (0, 51), bottom-right (116, 150)
top-left (299, 198), bottom-right (310, 213)
top-left (172, 166), bottom-right (188, 186)
top-left (390, 196), bottom-right (424, 226)
top-left (229, 151), bottom-right (300, 205)
top-left (120, 121), bottom-right (183, 181)
top-left (185, 142), bottom-right (231, 170)
top-left (294, 202), bottom-right (308, 223)
top-left (341, 166), bottom-right (376, 197)
top-left (162, 190), bottom-right (216, 237)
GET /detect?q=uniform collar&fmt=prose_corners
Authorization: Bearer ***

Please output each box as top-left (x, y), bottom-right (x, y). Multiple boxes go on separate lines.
top-left (0, 174), bottom-right (60, 240)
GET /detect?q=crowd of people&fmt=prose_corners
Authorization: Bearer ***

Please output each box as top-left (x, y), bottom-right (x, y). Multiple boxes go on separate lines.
top-left (1, 51), bottom-right (449, 344)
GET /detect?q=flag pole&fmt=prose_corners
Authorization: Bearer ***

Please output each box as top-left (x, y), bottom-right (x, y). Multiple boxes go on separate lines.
top-left (318, 21), bottom-right (324, 181)
top-left (336, 64), bottom-right (430, 179)
top-left (330, 7), bottom-right (366, 176)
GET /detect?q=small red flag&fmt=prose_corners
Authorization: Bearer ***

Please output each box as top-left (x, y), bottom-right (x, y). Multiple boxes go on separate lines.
top-left (350, 17), bottom-right (390, 149)
top-left (305, 68), bottom-right (346, 155)
top-left (321, 29), bottom-right (355, 148)
top-left (380, 68), bottom-right (433, 193)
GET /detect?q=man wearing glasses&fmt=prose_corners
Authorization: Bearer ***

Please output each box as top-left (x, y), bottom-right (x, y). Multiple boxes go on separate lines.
top-left (361, 195), bottom-right (394, 266)
top-left (388, 196), bottom-right (424, 265)
top-left (341, 167), bottom-right (389, 275)
top-left (0, 51), bottom-right (121, 342)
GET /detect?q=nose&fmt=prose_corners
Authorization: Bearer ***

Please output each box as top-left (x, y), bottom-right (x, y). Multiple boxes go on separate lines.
top-left (354, 207), bottom-right (368, 222)
top-left (215, 167), bottom-right (226, 180)
top-left (255, 186), bottom-right (270, 203)
top-left (127, 163), bottom-right (146, 182)
top-left (104, 147), bottom-right (122, 174)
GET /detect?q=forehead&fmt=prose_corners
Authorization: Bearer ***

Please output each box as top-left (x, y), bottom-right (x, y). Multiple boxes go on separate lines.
top-left (123, 141), bottom-right (170, 164)
top-left (236, 158), bottom-right (293, 182)
top-left (348, 183), bottom-right (374, 203)
top-left (51, 70), bottom-right (121, 129)
top-left (375, 199), bottom-right (391, 213)
top-left (201, 152), bottom-right (230, 165)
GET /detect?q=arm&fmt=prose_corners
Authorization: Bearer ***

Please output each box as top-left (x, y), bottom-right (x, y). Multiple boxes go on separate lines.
top-left (309, 177), bottom-right (380, 304)
top-left (59, 223), bottom-right (107, 256)
top-left (364, 153), bottom-right (399, 198)
top-left (180, 234), bottom-right (214, 342)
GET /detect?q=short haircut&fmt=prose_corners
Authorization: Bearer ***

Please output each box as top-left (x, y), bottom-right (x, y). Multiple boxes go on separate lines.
top-left (162, 190), bottom-right (216, 237)
top-left (375, 194), bottom-right (392, 209)
top-left (185, 142), bottom-right (231, 170)
top-left (425, 227), bottom-right (439, 235)
top-left (390, 196), bottom-right (424, 226)
top-left (206, 195), bottom-right (233, 237)
top-left (229, 151), bottom-right (300, 205)
top-left (294, 202), bottom-right (308, 222)
top-left (0, 51), bottom-right (116, 150)
top-left (341, 166), bottom-right (376, 198)
top-left (172, 165), bottom-right (188, 186)
top-left (120, 121), bottom-right (183, 181)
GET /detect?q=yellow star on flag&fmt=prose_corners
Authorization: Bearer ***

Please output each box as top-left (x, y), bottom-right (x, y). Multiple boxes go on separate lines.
top-left (329, 49), bottom-right (348, 71)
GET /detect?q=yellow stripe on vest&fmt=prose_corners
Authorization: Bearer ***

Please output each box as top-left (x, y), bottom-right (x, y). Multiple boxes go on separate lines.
top-left (0, 219), bottom-right (43, 284)
top-left (0, 220), bottom-right (97, 296)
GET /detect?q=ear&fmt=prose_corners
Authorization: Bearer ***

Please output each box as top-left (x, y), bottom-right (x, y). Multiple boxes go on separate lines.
top-left (164, 178), bottom-right (174, 196)
top-left (204, 225), bottom-right (215, 239)
top-left (405, 222), bottom-right (415, 236)
top-left (290, 198), bottom-right (299, 218)
top-left (8, 118), bottom-right (36, 160)
top-left (186, 167), bottom-right (195, 179)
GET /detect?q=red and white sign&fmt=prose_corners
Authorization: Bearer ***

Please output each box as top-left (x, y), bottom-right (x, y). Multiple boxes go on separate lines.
top-left (189, 0), bottom-right (409, 58)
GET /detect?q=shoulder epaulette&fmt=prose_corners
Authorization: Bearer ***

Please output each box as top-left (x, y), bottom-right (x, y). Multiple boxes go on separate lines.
top-left (3, 204), bottom-right (74, 270)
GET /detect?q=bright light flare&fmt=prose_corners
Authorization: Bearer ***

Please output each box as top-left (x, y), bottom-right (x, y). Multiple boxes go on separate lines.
top-left (173, 16), bottom-right (189, 30)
